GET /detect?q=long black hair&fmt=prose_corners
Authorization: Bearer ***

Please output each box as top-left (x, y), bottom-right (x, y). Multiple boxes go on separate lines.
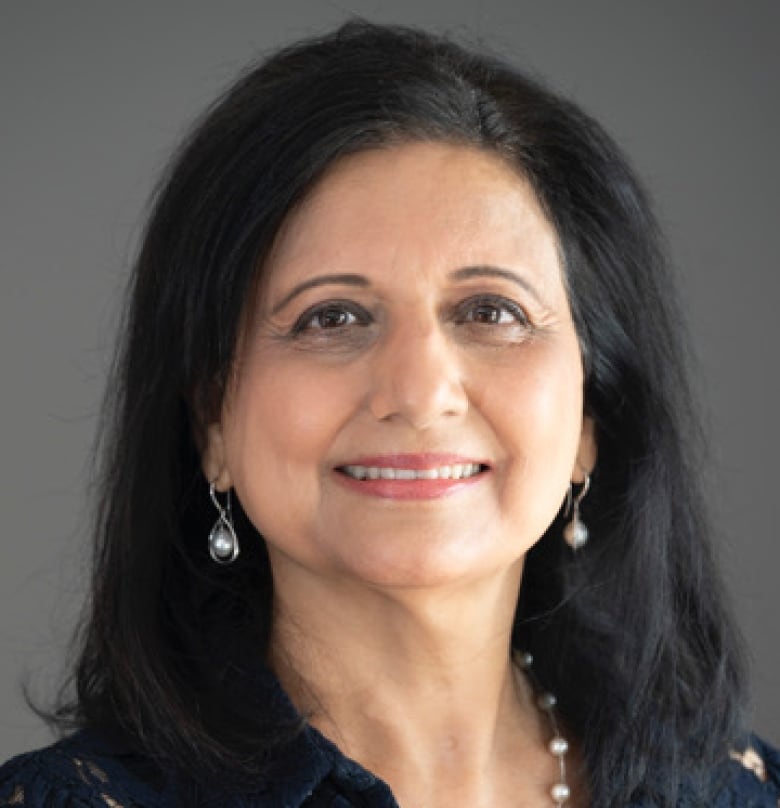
top-left (50, 20), bottom-right (747, 806)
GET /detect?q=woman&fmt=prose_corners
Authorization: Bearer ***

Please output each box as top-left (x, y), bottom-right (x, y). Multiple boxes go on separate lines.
top-left (1, 20), bottom-right (777, 807)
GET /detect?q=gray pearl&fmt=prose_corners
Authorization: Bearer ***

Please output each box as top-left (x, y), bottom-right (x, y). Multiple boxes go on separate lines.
top-left (564, 518), bottom-right (589, 550)
top-left (209, 521), bottom-right (238, 564)
top-left (549, 736), bottom-right (569, 756)
top-left (518, 651), bottom-right (534, 669)
top-left (538, 692), bottom-right (557, 711)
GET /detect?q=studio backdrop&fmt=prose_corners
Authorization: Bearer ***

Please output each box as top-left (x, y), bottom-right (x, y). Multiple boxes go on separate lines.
top-left (1, 0), bottom-right (777, 759)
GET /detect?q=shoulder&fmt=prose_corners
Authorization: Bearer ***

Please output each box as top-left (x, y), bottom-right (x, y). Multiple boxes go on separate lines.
top-left (658, 735), bottom-right (780, 807)
top-left (0, 731), bottom-right (168, 808)
top-left (713, 735), bottom-right (780, 806)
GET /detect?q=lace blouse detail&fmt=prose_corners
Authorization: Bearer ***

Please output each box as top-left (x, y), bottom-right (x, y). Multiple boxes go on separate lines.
top-left (0, 758), bottom-right (130, 806)
top-left (731, 745), bottom-right (769, 783)
top-left (0, 736), bottom-right (159, 808)
top-left (2, 729), bottom-right (779, 807)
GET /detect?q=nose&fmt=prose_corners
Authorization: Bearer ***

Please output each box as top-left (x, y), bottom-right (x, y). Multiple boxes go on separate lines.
top-left (367, 320), bottom-right (469, 430)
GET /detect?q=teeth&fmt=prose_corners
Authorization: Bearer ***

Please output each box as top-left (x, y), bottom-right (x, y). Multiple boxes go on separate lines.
top-left (341, 463), bottom-right (483, 481)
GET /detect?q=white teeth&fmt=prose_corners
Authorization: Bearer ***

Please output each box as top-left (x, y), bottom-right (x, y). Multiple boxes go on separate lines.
top-left (341, 463), bottom-right (483, 481)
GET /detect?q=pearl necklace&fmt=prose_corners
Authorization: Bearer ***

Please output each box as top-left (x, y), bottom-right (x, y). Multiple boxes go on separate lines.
top-left (515, 651), bottom-right (572, 806)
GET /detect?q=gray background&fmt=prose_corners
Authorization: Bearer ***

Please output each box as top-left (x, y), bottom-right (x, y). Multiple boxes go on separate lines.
top-left (1, 1), bottom-right (778, 761)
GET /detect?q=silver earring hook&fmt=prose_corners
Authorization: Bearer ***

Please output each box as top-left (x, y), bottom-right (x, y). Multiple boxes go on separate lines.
top-left (573, 473), bottom-right (590, 506)
top-left (209, 481), bottom-right (231, 523)
top-left (565, 468), bottom-right (590, 517)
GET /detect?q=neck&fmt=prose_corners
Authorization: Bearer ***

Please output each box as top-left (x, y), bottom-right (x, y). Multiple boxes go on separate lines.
top-left (268, 556), bottom-right (565, 807)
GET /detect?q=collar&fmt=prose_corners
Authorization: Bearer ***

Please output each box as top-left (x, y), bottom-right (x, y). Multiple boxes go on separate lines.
top-left (198, 663), bottom-right (396, 808)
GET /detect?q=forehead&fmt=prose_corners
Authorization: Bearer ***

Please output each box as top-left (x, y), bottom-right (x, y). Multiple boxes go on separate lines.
top-left (261, 141), bottom-right (561, 292)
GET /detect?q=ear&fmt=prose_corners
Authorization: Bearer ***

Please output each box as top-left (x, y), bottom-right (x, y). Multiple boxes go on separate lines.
top-left (201, 422), bottom-right (233, 491)
top-left (572, 415), bottom-right (597, 483)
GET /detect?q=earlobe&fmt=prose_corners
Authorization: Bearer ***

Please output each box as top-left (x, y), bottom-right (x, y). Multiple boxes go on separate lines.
top-left (201, 423), bottom-right (232, 490)
top-left (573, 415), bottom-right (598, 482)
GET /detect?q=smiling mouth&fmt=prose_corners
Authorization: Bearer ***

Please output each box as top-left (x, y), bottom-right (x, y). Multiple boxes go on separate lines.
top-left (338, 463), bottom-right (488, 481)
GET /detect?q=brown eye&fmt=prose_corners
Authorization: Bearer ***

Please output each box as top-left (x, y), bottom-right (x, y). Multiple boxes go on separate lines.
top-left (291, 300), bottom-right (372, 335)
top-left (317, 307), bottom-right (353, 328)
top-left (470, 304), bottom-right (505, 324)
top-left (456, 295), bottom-right (529, 326)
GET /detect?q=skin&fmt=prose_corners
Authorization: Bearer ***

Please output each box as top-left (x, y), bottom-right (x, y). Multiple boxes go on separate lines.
top-left (204, 142), bottom-right (595, 807)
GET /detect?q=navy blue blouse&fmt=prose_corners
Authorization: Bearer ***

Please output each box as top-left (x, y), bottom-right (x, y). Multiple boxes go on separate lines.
top-left (2, 669), bottom-right (778, 807)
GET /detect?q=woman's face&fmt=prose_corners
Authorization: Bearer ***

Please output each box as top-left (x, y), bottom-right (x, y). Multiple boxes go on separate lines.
top-left (205, 142), bottom-right (595, 588)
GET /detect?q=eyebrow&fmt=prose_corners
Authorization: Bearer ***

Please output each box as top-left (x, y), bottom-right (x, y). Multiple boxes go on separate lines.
top-left (270, 274), bottom-right (370, 315)
top-left (449, 265), bottom-right (545, 305)
top-left (270, 265), bottom-right (545, 315)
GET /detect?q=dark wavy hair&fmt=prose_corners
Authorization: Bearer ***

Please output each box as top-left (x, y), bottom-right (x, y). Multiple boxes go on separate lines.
top-left (48, 20), bottom-right (747, 806)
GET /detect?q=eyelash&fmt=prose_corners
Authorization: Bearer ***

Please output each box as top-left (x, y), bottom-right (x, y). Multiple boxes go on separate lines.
top-left (452, 295), bottom-right (530, 327)
top-left (290, 300), bottom-right (373, 334)
top-left (288, 295), bottom-right (530, 336)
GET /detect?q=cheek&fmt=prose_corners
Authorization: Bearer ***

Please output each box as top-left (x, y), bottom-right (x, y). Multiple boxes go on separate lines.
top-left (528, 357), bottom-right (583, 436)
top-left (227, 358), bottom-right (342, 454)
top-left (477, 341), bottom-right (583, 442)
top-left (474, 342), bottom-right (584, 524)
top-left (221, 356), bottom-right (358, 528)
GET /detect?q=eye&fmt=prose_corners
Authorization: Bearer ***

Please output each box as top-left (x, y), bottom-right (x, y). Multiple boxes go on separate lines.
top-left (310, 306), bottom-right (355, 329)
top-left (291, 301), bottom-right (372, 334)
top-left (455, 295), bottom-right (530, 327)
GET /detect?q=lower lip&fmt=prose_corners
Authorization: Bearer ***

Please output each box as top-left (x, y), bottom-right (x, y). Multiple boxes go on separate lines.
top-left (334, 469), bottom-right (487, 500)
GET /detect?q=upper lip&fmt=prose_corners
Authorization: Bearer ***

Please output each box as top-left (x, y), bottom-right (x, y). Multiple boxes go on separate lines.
top-left (335, 453), bottom-right (491, 470)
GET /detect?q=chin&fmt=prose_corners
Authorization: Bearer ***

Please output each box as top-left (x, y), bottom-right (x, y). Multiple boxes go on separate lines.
top-left (327, 533), bottom-right (526, 591)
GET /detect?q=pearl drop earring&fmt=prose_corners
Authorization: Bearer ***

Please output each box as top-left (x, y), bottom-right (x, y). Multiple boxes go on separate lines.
top-left (208, 482), bottom-right (240, 564)
top-left (563, 473), bottom-right (590, 551)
